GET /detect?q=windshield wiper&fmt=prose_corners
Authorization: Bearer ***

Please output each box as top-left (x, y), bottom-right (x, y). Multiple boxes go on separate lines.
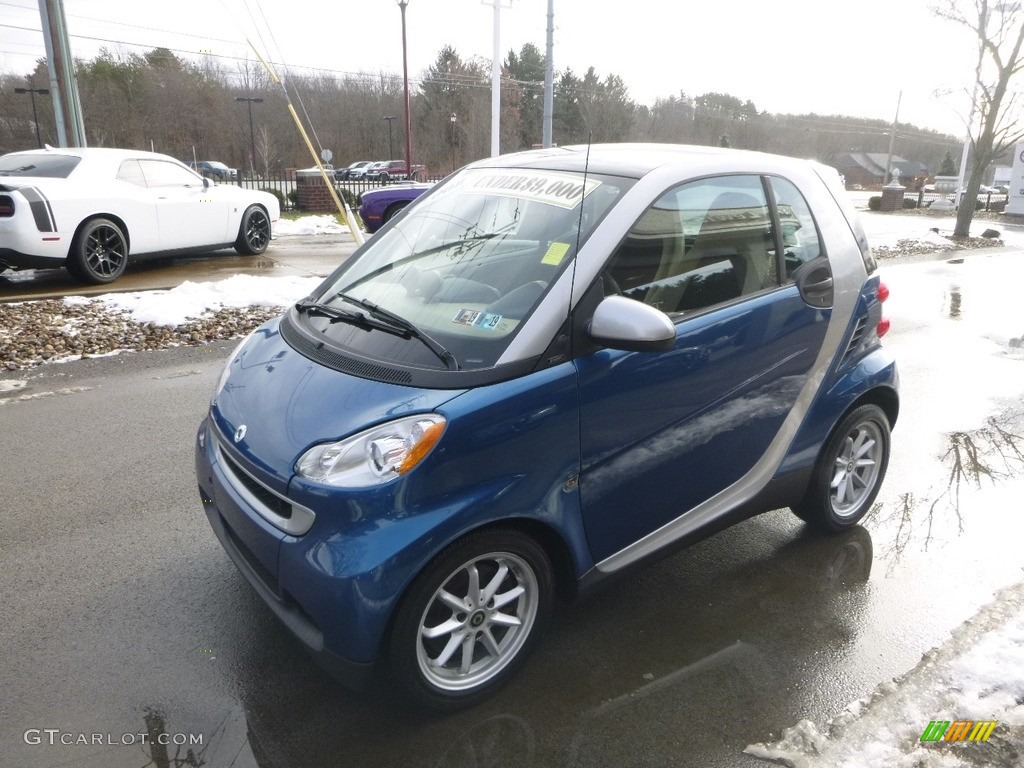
top-left (336, 294), bottom-right (459, 371)
top-left (296, 298), bottom-right (459, 371)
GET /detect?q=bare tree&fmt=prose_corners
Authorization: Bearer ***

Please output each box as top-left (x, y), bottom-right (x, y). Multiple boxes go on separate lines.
top-left (255, 124), bottom-right (277, 179)
top-left (935, 0), bottom-right (1024, 237)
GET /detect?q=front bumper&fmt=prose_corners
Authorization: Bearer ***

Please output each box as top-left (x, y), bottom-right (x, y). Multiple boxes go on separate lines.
top-left (195, 419), bottom-right (374, 689)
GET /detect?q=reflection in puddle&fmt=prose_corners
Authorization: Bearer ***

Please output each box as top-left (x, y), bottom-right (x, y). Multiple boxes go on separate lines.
top-left (432, 714), bottom-right (536, 768)
top-left (140, 708), bottom-right (206, 768)
top-left (947, 284), bottom-right (962, 319)
top-left (869, 408), bottom-right (1024, 568)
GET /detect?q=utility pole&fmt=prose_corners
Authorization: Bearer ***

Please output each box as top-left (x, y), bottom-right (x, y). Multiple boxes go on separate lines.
top-left (398, 0), bottom-right (413, 177)
top-left (484, 0), bottom-right (512, 157)
top-left (542, 0), bottom-right (554, 148)
top-left (235, 96), bottom-right (263, 178)
top-left (384, 116), bottom-right (396, 159)
top-left (38, 0), bottom-right (85, 147)
top-left (883, 90), bottom-right (902, 185)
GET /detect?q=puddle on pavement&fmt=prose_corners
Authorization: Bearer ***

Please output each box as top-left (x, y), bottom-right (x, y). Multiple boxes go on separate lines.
top-left (1, 250), bottom-right (323, 303)
top-left (868, 406), bottom-right (1024, 571)
top-left (945, 284), bottom-right (962, 319)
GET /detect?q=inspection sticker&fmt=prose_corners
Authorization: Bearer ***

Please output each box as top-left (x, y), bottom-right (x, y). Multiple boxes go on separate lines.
top-left (452, 309), bottom-right (503, 331)
top-left (542, 241), bottom-right (571, 265)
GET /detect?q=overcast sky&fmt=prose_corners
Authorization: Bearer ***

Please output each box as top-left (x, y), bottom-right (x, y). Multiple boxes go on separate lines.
top-left (0, 0), bottom-right (983, 137)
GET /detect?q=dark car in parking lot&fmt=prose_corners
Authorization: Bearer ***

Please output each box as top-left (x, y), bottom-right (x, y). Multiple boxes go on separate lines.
top-left (187, 160), bottom-right (237, 181)
top-left (336, 160), bottom-right (373, 181)
top-left (197, 143), bottom-right (898, 711)
top-left (364, 159), bottom-right (428, 182)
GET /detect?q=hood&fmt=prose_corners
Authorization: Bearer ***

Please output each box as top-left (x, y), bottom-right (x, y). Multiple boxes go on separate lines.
top-left (210, 318), bottom-right (463, 490)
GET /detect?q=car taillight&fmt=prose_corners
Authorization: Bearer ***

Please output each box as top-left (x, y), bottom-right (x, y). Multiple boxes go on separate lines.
top-left (0, 195), bottom-right (14, 217)
top-left (876, 281), bottom-right (890, 338)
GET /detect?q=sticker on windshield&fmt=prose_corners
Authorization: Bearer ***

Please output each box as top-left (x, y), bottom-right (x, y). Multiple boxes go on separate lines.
top-left (452, 309), bottom-right (503, 331)
top-left (452, 169), bottom-right (602, 209)
top-left (542, 242), bottom-right (571, 265)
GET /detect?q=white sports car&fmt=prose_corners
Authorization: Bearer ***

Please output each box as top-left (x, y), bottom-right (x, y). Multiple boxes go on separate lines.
top-left (0, 147), bottom-right (280, 284)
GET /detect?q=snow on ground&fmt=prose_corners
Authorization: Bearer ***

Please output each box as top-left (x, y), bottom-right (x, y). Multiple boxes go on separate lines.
top-left (66, 273), bottom-right (322, 326)
top-left (273, 214), bottom-right (347, 236)
top-left (745, 580), bottom-right (1024, 767)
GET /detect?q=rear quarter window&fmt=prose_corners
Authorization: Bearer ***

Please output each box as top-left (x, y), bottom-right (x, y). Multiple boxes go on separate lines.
top-left (0, 153), bottom-right (82, 178)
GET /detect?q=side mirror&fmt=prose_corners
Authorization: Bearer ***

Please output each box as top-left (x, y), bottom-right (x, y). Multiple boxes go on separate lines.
top-left (203, 176), bottom-right (210, 190)
top-left (587, 295), bottom-right (676, 352)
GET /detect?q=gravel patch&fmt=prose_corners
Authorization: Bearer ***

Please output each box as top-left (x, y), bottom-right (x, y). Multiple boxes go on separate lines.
top-left (872, 236), bottom-right (1005, 260)
top-left (1, 300), bottom-right (280, 371)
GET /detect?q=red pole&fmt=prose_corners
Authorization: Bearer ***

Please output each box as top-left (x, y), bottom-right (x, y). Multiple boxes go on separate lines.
top-left (399, 1), bottom-right (413, 179)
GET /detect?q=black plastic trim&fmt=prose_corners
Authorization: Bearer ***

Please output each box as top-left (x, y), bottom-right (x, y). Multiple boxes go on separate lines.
top-left (281, 308), bottom-right (542, 389)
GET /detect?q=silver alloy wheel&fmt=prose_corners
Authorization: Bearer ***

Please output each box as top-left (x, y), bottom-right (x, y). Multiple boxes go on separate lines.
top-left (829, 420), bottom-right (884, 517)
top-left (416, 551), bottom-right (539, 692)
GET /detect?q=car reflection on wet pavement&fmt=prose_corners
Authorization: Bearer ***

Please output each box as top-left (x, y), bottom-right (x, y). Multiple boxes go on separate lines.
top-left (0, 233), bottom-right (354, 302)
top-left (3, 251), bottom-right (1024, 768)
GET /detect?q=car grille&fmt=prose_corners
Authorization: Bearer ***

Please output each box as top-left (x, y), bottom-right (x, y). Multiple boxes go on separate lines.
top-left (220, 447), bottom-right (293, 520)
top-left (213, 429), bottom-right (316, 536)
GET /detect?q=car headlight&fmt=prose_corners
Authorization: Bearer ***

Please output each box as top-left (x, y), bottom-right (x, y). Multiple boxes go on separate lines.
top-left (295, 414), bottom-right (447, 487)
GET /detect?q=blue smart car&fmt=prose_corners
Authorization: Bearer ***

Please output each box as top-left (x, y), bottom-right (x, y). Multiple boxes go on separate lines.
top-left (196, 144), bottom-right (898, 709)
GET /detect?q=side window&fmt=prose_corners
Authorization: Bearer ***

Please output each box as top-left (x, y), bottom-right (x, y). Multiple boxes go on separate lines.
top-left (138, 160), bottom-right (203, 187)
top-left (604, 175), bottom-right (777, 314)
top-left (768, 176), bottom-right (823, 279)
top-left (116, 159), bottom-right (146, 187)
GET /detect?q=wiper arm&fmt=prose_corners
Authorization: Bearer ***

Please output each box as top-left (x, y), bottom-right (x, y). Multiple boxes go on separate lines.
top-left (295, 300), bottom-right (364, 324)
top-left (295, 299), bottom-right (403, 334)
top-left (336, 294), bottom-right (459, 371)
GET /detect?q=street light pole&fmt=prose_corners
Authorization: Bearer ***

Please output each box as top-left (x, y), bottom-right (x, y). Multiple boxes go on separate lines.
top-left (398, 0), bottom-right (413, 179)
top-left (450, 112), bottom-right (457, 172)
top-left (383, 115), bottom-right (397, 159)
top-left (234, 96), bottom-right (264, 180)
top-left (15, 87), bottom-right (50, 147)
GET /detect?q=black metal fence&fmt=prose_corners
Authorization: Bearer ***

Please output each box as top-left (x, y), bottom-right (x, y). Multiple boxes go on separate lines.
top-left (226, 171), bottom-right (444, 212)
top-left (899, 190), bottom-right (1009, 212)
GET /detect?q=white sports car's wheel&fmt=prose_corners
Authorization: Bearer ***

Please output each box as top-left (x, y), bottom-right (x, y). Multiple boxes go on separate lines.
top-left (68, 218), bottom-right (128, 284)
top-left (389, 530), bottom-right (553, 710)
top-left (234, 205), bottom-right (270, 255)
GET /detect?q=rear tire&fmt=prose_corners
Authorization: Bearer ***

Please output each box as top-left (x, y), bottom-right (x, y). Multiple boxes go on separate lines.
top-left (388, 529), bottom-right (554, 711)
top-left (234, 205), bottom-right (270, 255)
top-left (792, 404), bottom-right (891, 532)
top-left (67, 217), bottom-right (128, 284)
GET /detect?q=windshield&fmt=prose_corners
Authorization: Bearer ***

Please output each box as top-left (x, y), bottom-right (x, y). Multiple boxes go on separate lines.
top-left (0, 153), bottom-right (81, 178)
top-left (307, 167), bottom-right (633, 372)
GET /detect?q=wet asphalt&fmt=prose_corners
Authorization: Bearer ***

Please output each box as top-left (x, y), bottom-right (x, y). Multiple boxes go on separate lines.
top-left (2, 237), bottom-right (1024, 767)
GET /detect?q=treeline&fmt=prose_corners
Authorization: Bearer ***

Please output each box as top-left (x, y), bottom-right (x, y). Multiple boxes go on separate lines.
top-left (1, 44), bottom-right (962, 176)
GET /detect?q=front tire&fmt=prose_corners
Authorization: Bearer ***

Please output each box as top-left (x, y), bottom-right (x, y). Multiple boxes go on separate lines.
top-left (67, 218), bottom-right (128, 284)
top-left (793, 404), bottom-right (891, 532)
top-left (235, 205), bottom-right (271, 255)
top-left (388, 529), bottom-right (554, 711)
top-left (382, 201), bottom-right (410, 224)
